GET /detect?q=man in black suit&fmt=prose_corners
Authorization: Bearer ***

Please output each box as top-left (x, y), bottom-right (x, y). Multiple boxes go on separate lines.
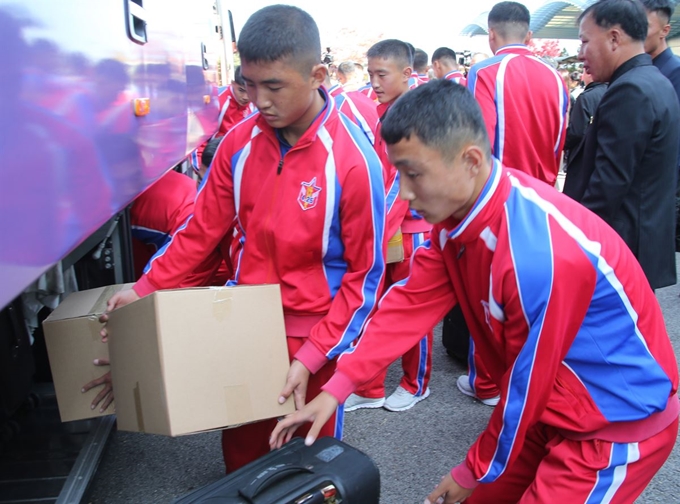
top-left (641, 0), bottom-right (680, 251)
top-left (563, 0), bottom-right (680, 290)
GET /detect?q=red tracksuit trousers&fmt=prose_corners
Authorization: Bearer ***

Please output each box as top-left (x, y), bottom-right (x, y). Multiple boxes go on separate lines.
top-left (357, 231), bottom-right (433, 398)
top-left (466, 417), bottom-right (678, 503)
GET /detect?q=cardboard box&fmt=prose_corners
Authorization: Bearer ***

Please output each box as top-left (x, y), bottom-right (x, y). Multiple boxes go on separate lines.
top-left (106, 284), bottom-right (294, 436)
top-left (43, 284), bottom-right (132, 422)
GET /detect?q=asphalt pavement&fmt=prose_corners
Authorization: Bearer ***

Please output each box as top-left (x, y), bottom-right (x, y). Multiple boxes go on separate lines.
top-left (87, 263), bottom-right (680, 503)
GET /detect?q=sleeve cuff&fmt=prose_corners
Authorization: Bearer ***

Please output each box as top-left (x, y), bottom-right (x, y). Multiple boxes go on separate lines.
top-left (293, 340), bottom-right (328, 374)
top-left (321, 371), bottom-right (356, 405)
top-left (451, 462), bottom-right (479, 490)
top-left (133, 275), bottom-right (158, 298)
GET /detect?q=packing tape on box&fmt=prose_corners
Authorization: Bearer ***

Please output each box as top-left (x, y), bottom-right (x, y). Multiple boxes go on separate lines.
top-left (89, 285), bottom-right (125, 341)
top-left (211, 287), bottom-right (233, 322)
top-left (90, 284), bottom-right (125, 316)
top-left (133, 382), bottom-right (146, 432)
top-left (224, 384), bottom-right (253, 425)
top-left (387, 228), bottom-right (404, 264)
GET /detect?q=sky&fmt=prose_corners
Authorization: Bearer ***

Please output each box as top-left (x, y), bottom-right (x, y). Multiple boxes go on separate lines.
top-left (227, 0), bottom-right (581, 59)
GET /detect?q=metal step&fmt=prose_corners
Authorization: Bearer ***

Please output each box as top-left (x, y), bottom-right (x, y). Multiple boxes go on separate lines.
top-left (0, 384), bottom-right (114, 504)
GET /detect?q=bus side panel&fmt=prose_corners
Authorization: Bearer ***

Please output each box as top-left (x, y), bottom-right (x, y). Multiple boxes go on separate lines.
top-left (0, 0), bottom-right (220, 309)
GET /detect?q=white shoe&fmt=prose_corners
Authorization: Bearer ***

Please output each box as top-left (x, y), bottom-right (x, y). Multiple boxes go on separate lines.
top-left (343, 393), bottom-right (385, 412)
top-left (383, 386), bottom-right (431, 412)
top-left (456, 375), bottom-right (500, 407)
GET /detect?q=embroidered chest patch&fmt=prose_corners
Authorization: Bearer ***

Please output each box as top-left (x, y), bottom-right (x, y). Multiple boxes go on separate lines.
top-left (298, 177), bottom-right (322, 211)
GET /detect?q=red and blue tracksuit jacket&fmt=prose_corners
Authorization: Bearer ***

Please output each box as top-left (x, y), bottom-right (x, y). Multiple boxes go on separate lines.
top-left (134, 88), bottom-right (386, 373)
top-left (328, 84), bottom-right (379, 145)
top-left (445, 70), bottom-right (467, 87)
top-left (467, 45), bottom-right (568, 185)
top-left (323, 159), bottom-right (679, 488)
top-left (408, 74), bottom-right (428, 90)
top-left (131, 170), bottom-right (231, 285)
top-left (215, 85), bottom-right (256, 137)
top-left (190, 85), bottom-right (256, 172)
top-left (358, 83), bottom-right (378, 102)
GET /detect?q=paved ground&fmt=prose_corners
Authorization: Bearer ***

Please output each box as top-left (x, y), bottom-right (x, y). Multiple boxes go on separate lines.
top-left (88, 267), bottom-right (680, 503)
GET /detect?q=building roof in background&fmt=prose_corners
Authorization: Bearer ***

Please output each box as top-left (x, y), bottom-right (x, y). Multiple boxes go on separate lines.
top-left (462, 0), bottom-right (680, 40)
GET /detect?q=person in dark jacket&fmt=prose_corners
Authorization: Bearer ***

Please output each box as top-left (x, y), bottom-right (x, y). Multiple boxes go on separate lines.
top-left (563, 71), bottom-right (607, 172)
top-left (563, 0), bottom-right (680, 290)
top-left (640, 0), bottom-right (680, 251)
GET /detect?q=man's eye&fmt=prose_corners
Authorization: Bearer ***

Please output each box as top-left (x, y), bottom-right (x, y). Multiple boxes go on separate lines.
top-left (268, 87), bottom-right (282, 92)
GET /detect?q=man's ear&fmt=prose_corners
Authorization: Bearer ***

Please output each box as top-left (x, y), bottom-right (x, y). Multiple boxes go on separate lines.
top-left (461, 144), bottom-right (485, 176)
top-left (524, 30), bottom-right (533, 46)
top-left (310, 63), bottom-right (327, 89)
top-left (662, 22), bottom-right (671, 39)
top-left (609, 26), bottom-right (623, 50)
top-left (403, 66), bottom-right (413, 82)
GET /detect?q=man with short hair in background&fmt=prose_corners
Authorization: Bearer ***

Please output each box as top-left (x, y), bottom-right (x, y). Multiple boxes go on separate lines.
top-left (335, 61), bottom-right (365, 92)
top-left (564, 0), bottom-right (679, 291)
top-left (462, 0), bottom-right (569, 406)
top-left (431, 47), bottom-right (467, 85)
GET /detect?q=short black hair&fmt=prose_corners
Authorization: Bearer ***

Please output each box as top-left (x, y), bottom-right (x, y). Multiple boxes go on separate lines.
top-left (432, 47), bottom-right (458, 64)
top-left (233, 65), bottom-right (244, 86)
top-left (488, 1), bottom-right (531, 40)
top-left (201, 136), bottom-right (223, 168)
top-left (639, 0), bottom-right (675, 22)
top-left (381, 80), bottom-right (491, 160)
top-left (237, 5), bottom-right (321, 74)
top-left (367, 39), bottom-right (413, 68)
top-left (413, 49), bottom-right (429, 73)
top-left (406, 42), bottom-right (416, 66)
top-left (580, 0), bottom-right (648, 42)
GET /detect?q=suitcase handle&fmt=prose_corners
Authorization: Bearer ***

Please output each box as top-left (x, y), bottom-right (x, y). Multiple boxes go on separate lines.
top-left (238, 464), bottom-right (314, 501)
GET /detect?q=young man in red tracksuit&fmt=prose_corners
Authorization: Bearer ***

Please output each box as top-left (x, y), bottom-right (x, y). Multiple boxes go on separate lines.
top-left (214, 66), bottom-right (256, 136)
top-left (462, 1), bottom-right (570, 406)
top-left (130, 170), bottom-right (228, 283)
top-left (344, 39), bottom-right (434, 413)
top-left (100, 5), bottom-right (386, 473)
top-left (131, 140), bottom-right (233, 285)
top-left (407, 45), bottom-right (428, 89)
top-left (468, 2), bottom-right (568, 186)
top-left (413, 48), bottom-right (430, 82)
top-left (189, 66), bottom-right (256, 172)
top-left (272, 80), bottom-right (679, 504)
top-left (431, 47), bottom-right (467, 86)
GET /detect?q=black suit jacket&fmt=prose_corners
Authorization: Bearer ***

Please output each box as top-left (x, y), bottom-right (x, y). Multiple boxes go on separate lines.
top-left (563, 54), bottom-right (680, 289)
top-left (653, 47), bottom-right (680, 106)
top-left (564, 81), bottom-right (608, 170)
top-left (653, 47), bottom-right (680, 252)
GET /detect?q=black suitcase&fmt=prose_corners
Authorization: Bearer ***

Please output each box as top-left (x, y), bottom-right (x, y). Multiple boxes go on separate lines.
top-left (173, 436), bottom-right (380, 504)
top-left (441, 305), bottom-right (470, 364)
